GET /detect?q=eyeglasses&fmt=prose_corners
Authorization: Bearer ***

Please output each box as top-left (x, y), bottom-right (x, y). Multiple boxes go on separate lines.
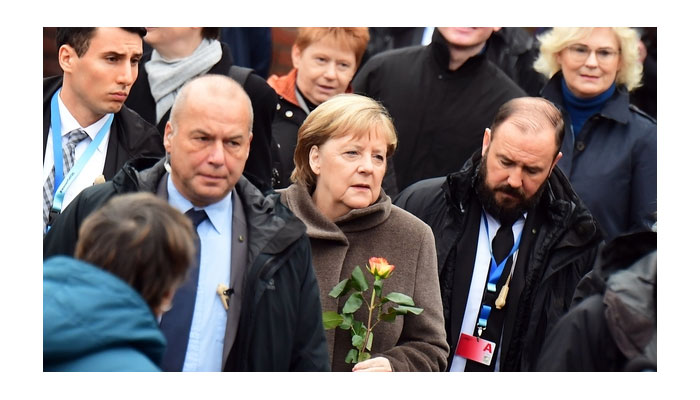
top-left (566, 44), bottom-right (620, 65)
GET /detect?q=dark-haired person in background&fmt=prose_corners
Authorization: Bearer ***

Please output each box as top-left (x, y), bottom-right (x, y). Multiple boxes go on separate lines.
top-left (44, 192), bottom-right (196, 371)
top-left (43, 27), bottom-right (164, 234)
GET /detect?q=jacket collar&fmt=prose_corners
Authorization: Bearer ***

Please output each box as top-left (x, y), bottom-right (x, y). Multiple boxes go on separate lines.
top-left (267, 68), bottom-right (300, 106)
top-left (429, 29), bottom-right (488, 77)
top-left (280, 183), bottom-right (392, 244)
top-left (113, 156), bottom-right (306, 255)
top-left (541, 71), bottom-right (631, 124)
top-left (267, 68), bottom-right (355, 107)
top-left (443, 149), bottom-right (600, 245)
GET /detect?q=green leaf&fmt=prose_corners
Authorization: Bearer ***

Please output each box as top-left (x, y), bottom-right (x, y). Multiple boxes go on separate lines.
top-left (379, 309), bottom-right (397, 322)
top-left (322, 311), bottom-right (343, 330)
top-left (384, 292), bottom-right (416, 306)
top-left (393, 305), bottom-right (424, 315)
top-left (342, 292), bottom-right (364, 314)
top-left (350, 266), bottom-right (369, 292)
top-left (339, 313), bottom-right (354, 330)
top-left (366, 331), bottom-right (374, 351)
top-left (352, 334), bottom-right (365, 349)
top-left (329, 278), bottom-right (351, 298)
top-left (352, 320), bottom-right (367, 337)
top-left (358, 352), bottom-right (371, 362)
top-left (345, 348), bottom-right (358, 364)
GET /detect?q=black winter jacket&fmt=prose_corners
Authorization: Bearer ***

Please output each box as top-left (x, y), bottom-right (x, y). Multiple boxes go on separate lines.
top-left (43, 157), bottom-right (330, 372)
top-left (125, 42), bottom-right (277, 193)
top-left (394, 151), bottom-right (603, 371)
top-left (43, 76), bottom-right (164, 182)
top-left (536, 231), bottom-right (657, 371)
top-left (352, 30), bottom-right (525, 197)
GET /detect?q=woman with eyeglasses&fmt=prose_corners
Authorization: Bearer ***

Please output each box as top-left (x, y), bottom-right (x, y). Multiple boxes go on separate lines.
top-left (534, 27), bottom-right (656, 241)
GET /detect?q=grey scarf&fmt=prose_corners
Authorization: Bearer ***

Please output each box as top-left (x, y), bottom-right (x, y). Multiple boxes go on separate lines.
top-left (145, 38), bottom-right (222, 123)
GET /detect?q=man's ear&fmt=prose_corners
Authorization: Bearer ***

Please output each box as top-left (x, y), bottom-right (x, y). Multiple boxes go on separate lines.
top-left (549, 151), bottom-right (563, 176)
top-left (57, 45), bottom-right (77, 73)
top-left (481, 128), bottom-right (492, 157)
top-left (309, 145), bottom-right (321, 175)
top-left (164, 122), bottom-right (174, 153)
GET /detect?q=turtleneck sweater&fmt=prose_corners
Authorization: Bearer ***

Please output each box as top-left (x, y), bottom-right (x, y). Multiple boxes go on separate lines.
top-left (561, 80), bottom-right (615, 136)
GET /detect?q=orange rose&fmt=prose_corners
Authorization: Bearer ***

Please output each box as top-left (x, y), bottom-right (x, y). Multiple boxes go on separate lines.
top-left (368, 257), bottom-right (395, 279)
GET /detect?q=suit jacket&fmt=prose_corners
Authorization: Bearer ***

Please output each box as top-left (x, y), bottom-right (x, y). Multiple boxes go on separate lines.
top-left (43, 76), bottom-right (164, 182)
top-left (44, 157), bottom-right (330, 371)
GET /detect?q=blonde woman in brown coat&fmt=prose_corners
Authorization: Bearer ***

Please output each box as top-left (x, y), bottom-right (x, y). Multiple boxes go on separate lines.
top-left (279, 94), bottom-right (449, 372)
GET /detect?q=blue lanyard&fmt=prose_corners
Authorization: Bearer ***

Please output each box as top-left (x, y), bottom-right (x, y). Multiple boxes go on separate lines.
top-left (481, 210), bottom-right (523, 293)
top-left (50, 89), bottom-right (113, 212)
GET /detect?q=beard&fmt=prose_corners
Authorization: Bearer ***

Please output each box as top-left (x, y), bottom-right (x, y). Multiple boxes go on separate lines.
top-left (474, 154), bottom-right (546, 223)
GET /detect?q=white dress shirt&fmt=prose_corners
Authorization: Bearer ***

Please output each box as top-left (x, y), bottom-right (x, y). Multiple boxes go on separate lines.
top-left (43, 91), bottom-right (110, 212)
top-left (449, 210), bottom-right (526, 372)
top-left (167, 175), bottom-right (232, 372)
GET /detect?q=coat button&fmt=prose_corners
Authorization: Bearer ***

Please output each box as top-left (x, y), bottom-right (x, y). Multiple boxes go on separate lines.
top-left (285, 110), bottom-right (293, 118)
top-left (276, 103), bottom-right (281, 110)
top-left (575, 141), bottom-right (586, 151)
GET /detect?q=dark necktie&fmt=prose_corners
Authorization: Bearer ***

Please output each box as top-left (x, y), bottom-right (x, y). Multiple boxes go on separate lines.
top-left (160, 208), bottom-right (208, 371)
top-left (466, 215), bottom-right (516, 372)
top-left (43, 128), bottom-right (88, 232)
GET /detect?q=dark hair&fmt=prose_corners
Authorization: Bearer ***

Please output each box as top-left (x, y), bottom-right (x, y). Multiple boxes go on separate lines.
top-left (74, 192), bottom-right (195, 312)
top-left (201, 27), bottom-right (220, 40)
top-left (490, 97), bottom-right (565, 154)
top-left (56, 27), bottom-right (146, 57)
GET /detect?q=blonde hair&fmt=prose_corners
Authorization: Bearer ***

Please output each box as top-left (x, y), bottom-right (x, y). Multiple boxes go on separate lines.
top-left (534, 27), bottom-right (643, 91)
top-left (291, 94), bottom-right (397, 189)
top-left (295, 28), bottom-right (370, 65)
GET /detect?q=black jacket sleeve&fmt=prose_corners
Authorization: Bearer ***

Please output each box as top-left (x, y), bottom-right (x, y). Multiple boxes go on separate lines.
top-left (290, 235), bottom-right (331, 371)
top-left (243, 73), bottom-right (277, 194)
top-left (43, 183), bottom-right (116, 259)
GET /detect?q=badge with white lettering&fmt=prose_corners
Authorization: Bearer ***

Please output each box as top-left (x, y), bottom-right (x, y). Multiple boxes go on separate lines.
top-left (455, 333), bottom-right (496, 366)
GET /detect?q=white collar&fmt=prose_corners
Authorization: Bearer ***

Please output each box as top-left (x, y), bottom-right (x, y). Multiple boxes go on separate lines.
top-left (57, 90), bottom-right (111, 153)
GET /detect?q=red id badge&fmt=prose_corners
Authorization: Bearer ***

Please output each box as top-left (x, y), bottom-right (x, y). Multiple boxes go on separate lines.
top-left (455, 333), bottom-right (496, 366)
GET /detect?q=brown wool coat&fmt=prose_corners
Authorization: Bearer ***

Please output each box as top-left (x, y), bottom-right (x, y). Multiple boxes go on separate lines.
top-left (280, 184), bottom-right (449, 371)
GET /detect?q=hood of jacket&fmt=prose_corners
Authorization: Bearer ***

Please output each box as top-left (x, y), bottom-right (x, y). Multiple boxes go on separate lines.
top-left (43, 256), bottom-right (165, 367)
top-left (573, 230), bottom-right (657, 366)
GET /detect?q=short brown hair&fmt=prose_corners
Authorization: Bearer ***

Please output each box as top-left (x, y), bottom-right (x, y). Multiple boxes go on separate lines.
top-left (291, 94), bottom-right (397, 189)
top-left (295, 28), bottom-right (370, 65)
top-left (74, 192), bottom-right (195, 311)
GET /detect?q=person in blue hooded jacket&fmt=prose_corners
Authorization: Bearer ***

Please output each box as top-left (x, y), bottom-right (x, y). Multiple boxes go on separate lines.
top-left (43, 192), bottom-right (195, 372)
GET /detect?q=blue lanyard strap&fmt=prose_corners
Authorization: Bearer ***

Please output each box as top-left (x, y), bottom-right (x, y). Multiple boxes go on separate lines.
top-left (50, 89), bottom-right (113, 212)
top-left (482, 210), bottom-right (523, 292)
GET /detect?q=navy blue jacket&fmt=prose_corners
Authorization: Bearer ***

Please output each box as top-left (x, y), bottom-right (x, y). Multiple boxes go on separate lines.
top-left (541, 72), bottom-right (657, 241)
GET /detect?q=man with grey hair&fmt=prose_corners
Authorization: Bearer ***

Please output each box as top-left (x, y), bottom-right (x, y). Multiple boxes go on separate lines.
top-left (44, 74), bottom-right (330, 372)
top-left (394, 97), bottom-right (604, 372)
